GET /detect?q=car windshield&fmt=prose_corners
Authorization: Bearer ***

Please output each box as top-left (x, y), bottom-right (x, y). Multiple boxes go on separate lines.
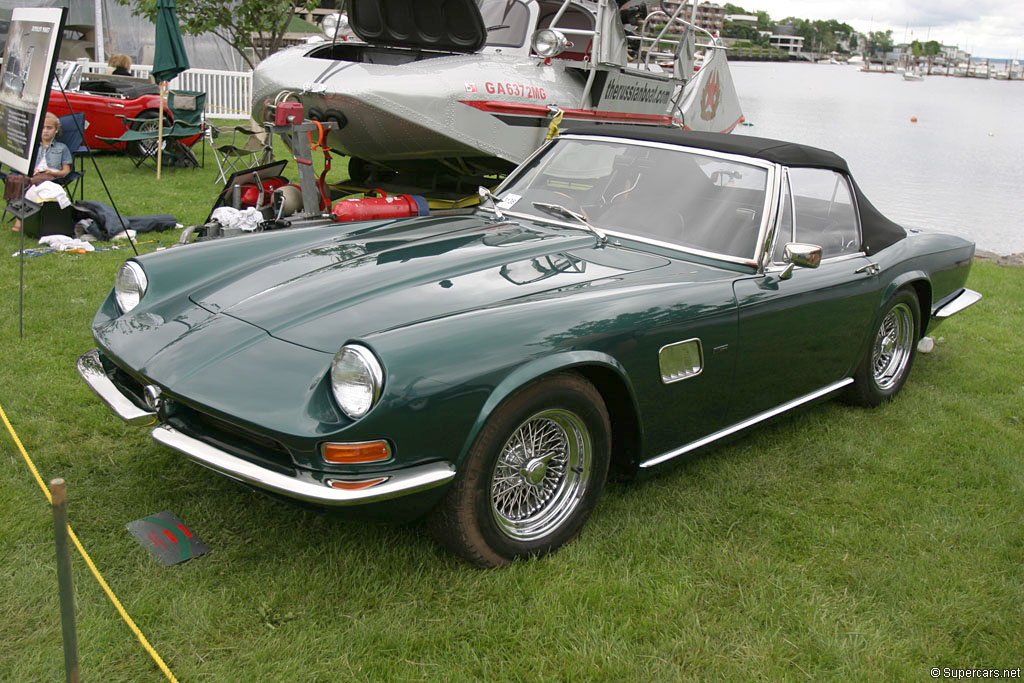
top-left (494, 138), bottom-right (771, 260)
top-left (478, 0), bottom-right (532, 47)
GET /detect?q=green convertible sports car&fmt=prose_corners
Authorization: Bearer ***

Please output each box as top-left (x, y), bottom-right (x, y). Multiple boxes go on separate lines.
top-left (79, 124), bottom-right (981, 567)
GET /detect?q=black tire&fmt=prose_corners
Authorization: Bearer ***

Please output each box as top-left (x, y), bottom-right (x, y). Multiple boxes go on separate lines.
top-left (127, 110), bottom-right (170, 158)
top-left (347, 157), bottom-right (396, 183)
top-left (845, 288), bottom-right (921, 407)
top-left (347, 157), bottom-right (370, 183)
top-left (428, 373), bottom-right (611, 567)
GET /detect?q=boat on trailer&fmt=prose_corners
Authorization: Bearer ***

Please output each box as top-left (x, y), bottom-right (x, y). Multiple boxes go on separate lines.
top-left (251, 0), bottom-right (743, 186)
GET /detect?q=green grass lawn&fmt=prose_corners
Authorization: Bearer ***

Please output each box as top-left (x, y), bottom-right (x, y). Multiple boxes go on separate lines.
top-left (1, 135), bottom-right (1022, 680)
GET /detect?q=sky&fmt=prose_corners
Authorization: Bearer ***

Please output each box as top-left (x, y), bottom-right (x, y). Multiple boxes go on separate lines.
top-left (742, 1), bottom-right (1024, 59)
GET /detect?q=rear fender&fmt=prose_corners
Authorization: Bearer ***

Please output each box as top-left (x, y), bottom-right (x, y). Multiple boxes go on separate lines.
top-left (882, 270), bottom-right (931, 338)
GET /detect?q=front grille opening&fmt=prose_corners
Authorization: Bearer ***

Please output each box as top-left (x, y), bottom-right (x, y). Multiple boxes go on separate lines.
top-left (107, 364), bottom-right (150, 412)
top-left (167, 405), bottom-right (296, 476)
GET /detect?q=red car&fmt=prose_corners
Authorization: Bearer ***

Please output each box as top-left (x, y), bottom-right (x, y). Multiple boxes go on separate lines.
top-left (47, 62), bottom-right (200, 154)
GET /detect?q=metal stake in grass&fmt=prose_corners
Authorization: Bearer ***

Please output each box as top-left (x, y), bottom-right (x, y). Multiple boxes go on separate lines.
top-left (50, 478), bottom-right (80, 683)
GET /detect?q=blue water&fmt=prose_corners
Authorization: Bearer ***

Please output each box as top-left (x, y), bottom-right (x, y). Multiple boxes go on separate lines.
top-left (730, 61), bottom-right (1024, 254)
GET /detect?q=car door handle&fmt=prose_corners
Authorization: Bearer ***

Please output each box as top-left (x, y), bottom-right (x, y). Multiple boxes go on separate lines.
top-left (855, 262), bottom-right (880, 275)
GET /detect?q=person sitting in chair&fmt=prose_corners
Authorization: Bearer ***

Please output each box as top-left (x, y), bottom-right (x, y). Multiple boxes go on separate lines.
top-left (108, 53), bottom-right (132, 76)
top-left (10, 112), bottom-right (72, 232)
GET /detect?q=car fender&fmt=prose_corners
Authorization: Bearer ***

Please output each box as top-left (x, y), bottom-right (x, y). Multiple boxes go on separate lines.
top-left (456, 350), bottom-right (639, 465)
top-left (882, 270), bottom-right (930, 306)
top-left (881, 269), bottom-right (932, 338)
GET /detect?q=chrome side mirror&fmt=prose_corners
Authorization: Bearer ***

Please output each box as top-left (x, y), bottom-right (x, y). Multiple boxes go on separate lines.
top-left (779, 242), bottom-right (822, 280)
top-left (478, 186), bottom-right (504, 220)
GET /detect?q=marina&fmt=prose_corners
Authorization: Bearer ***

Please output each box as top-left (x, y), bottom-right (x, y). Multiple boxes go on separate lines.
top-left (731, 61), bottom-right (1024, 255)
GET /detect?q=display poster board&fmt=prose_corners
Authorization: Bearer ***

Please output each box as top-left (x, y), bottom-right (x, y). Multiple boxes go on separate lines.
top-left (0, 7), bottom-right (66, 174)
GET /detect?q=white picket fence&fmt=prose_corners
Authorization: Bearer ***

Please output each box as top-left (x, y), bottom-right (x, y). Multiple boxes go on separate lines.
top-left (78, 61), bottom-right (254, 120)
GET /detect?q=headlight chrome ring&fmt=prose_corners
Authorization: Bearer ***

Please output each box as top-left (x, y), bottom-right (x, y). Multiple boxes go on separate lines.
top-left (532, 29), bottom-right (570, 58)
top-left (114, 261), bottom-right (148, 314)
top-left (330, 344), bottom-right (384, 420)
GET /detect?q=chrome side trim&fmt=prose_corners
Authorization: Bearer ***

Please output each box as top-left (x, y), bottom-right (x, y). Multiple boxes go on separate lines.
top-left (639, 378), bottom-right (854, 469)
top-left (77, 349), bottom-right (158, 426)
top-left (933, 288), bottom-right (982, 319)
top-left (151, 425), bottom-right (456, 506)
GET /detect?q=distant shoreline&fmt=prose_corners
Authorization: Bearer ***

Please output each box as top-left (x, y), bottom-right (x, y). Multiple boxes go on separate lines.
top-left (975, 250), bottom-right (1024, 267)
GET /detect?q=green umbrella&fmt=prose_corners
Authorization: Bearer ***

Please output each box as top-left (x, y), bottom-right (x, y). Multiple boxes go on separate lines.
top-left (152, 0), bottom-right (189, 84)
top-left (152, 0), bottom-right (190, 177)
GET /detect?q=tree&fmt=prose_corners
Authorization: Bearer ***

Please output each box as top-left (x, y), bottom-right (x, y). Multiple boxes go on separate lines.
top-left (866, 30), bottom-right (894, 56)
top-left (721, 19), bottom-right (768, 44)
top-left (117, 0), bottom-right (322, 70)
top-left (911, 39), bottom-right (942, 57)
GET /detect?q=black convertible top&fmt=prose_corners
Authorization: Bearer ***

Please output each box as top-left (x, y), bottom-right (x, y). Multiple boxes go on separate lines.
top-left (562, 123), bottom-right (907, 255)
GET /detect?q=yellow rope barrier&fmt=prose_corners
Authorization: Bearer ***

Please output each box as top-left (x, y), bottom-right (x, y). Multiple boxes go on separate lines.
top-left (0, 402), bottom-right (179, 683)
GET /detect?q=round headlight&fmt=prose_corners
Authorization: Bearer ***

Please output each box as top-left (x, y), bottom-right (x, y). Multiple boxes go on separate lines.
top-left (114, 261), bottom-right (148, 314)
top-left (330, 345), bottom-right (383, 419)
top-left (532, 29), bottom-right (569, 58)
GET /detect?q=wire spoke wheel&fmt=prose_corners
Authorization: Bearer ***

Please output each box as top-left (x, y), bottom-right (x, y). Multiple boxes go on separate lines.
top-left (129, 111), bottom-right (168, 158)
top-left (872, 302), bottom-right (914, 391)
top-left (490, 409), bottom-right (591, 541)
top-left (428, 372), bottom-right (610, 567)
top-left (844, 289), bottom-right (920, 407)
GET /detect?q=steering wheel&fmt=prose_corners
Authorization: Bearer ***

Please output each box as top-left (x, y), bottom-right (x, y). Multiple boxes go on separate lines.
top-left (526, 189), bottom-right (590, 221)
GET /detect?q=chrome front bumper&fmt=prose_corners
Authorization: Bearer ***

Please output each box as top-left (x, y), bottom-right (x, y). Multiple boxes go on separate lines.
top-left (77, 349), bottom-right (456, 506)
top-left (78, 348), bottom-right (159, 426)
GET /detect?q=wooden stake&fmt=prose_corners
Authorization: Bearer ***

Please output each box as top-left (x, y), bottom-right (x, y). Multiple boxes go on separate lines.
top-left (50, 479), bottom-right (81, 683)
top-left (157, 82), bottom-right (166, 179)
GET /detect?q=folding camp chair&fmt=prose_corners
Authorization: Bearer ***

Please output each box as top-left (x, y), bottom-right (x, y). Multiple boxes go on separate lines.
top-left (98, 89), bottom-right (207, 169)
top-left (55, 112), bottom-right (87, 200)
top-left (207, 124), bottom-right (274, 183)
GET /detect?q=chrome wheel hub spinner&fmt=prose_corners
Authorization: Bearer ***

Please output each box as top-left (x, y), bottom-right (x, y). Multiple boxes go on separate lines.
top-left (490, 408), bottom-right (592, 541)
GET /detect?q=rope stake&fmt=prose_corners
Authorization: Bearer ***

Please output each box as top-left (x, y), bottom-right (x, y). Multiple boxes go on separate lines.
top-left (1, 402), bottom-right (179, 683)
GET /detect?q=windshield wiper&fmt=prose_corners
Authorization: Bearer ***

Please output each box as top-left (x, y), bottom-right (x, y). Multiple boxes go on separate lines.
top-left (531, 202), bottom-right (607, 244)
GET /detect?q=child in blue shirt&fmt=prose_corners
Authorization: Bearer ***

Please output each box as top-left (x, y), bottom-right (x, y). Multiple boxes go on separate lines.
top-left (11, 112), bottom-right (72, 232)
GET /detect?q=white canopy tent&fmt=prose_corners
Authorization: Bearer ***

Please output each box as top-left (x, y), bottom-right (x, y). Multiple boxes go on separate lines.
top-left (0, 0), bottom-right (249, 71)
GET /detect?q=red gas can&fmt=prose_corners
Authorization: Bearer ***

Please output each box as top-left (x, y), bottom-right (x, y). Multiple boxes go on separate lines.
top-left (332, 192), bottom-right (429, 222)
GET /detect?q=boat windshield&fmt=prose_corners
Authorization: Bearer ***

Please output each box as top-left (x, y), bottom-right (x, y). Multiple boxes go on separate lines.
top-left (479, 0), bottom-right (532, 48)
top-left (494, 138), bottom-right (770, 260)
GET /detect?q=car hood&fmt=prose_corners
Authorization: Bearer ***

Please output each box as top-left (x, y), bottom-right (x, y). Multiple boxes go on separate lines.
top-left (189, 215), bottom-right (671, 353)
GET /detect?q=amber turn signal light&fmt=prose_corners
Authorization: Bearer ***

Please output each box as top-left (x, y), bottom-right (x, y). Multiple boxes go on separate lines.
top-left (327, 477), bottom-right (389, 491)
top-left (322, 440), bottom-right (391, 464)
